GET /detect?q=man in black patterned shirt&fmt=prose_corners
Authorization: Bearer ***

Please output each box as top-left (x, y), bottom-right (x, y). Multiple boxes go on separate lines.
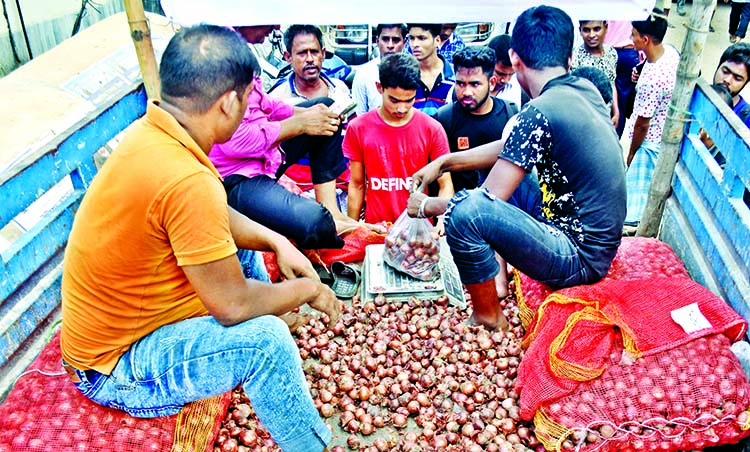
top-left (408, 5), bottom-right (626, 330)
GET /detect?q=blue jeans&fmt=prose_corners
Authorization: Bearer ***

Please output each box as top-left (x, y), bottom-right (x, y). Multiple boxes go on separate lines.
top-left (444, 178), bottom-right (591, 288)
top-left (730, 2), bottom-right (750, 38)
top-left (67, 250), bottom-right (331, 452)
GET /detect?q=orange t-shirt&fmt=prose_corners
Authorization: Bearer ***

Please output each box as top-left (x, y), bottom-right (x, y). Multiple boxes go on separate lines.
top-left (60, 101), bottom-right (238, 375)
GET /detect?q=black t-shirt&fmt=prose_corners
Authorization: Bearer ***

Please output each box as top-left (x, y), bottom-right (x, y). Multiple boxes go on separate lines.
top-left (501, 73), bottom-right (626, 280)
top-left (434, 97), bottom-right (516, 192)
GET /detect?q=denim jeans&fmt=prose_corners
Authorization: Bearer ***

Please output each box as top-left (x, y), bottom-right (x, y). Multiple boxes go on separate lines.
top-left (444, 177), bottom-right (591, 288)
top-left (730, 2), bottom-right (750, 38)
top-left (68, 250), bottom-right (331, 452)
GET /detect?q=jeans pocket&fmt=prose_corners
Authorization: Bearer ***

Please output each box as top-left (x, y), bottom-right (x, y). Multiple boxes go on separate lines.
top-left (444, 189), bottom-right (473, 225)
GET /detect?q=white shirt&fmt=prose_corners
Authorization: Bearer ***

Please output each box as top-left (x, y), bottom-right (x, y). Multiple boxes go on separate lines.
top-left (351, 57), bottom-right (382, 116)
top-left (268, 72), bottom-right (352, 106)
top-left (494, 74), bottom-right (524, 111)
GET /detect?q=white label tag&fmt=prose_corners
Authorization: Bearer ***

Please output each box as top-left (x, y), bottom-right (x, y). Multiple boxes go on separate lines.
top-left (671, 302), bottom-right (712, 334)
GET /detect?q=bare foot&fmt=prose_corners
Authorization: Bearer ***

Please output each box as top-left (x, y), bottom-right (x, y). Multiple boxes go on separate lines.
top-left (466, 312), bottom-right (510, 331)
top-left (280, 312), bottom-right (311, 333)
top-left (333, 214), bottom-right (361, 235)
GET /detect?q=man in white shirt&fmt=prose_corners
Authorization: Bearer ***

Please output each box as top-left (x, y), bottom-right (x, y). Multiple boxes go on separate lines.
top-left (269, 24), bottom-right (352, 106)
top-left (487, 34), bottom-right (528, 111)
top-left (351, 24), bottom-right (407, 116)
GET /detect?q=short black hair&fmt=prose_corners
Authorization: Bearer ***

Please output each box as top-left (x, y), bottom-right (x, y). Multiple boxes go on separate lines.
top-left (283, 24), bottom-right (323, 53)
top-left (407, 23), bottom-right (442, 39)
top-left (453, 46), bottom-right (496, 78)
top-left (579, 20), bottom-right (607, 28)
top-left (376, 23), bottom-right (407, 38)
top-left (511, 5), bottom-right (574, 70)
top-left (710, 83), bottom-right (734, 108)
top-left (571, 66), bottom-right (613, 104)
top-left (488, 34), bottom-right (512, 67)
top-left (632, 9), bottom-right (668, 44)
top-left (159, 24), bottom-right (258, 114)
top-left (718, 42), bottom-right (750, 78)
top-left (379, 53), bottom-right (421, 90)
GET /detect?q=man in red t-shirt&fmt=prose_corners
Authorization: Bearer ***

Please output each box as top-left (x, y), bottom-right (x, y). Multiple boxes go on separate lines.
top-left (344, 53), bottom-right (453, 226)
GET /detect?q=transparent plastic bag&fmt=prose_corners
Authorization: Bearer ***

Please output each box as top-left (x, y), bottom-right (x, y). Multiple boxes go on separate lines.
top-left (383, 211), bottom-right (440, 281)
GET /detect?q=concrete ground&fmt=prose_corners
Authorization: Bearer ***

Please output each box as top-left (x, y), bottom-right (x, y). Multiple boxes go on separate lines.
top-left (663, 0), bottom-right (745, 95)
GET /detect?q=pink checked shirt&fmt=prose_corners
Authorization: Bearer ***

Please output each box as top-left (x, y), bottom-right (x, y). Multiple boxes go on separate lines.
top-left (210, 77), bottom-right (294, 179)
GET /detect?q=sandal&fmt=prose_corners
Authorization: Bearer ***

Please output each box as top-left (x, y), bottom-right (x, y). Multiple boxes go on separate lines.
top-left (330, 261), bottom-right (361, 299)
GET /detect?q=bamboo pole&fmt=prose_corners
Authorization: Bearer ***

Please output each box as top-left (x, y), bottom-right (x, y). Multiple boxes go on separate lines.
top-left (637, 0), bottom-right (715, 237)
top-left (123, 0), bottom-right (160, 100)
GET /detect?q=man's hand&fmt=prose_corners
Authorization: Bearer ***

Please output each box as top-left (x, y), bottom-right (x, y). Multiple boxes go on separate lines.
top-left (308, 284), bottom-right (341, 328)
top-left (407, 191), bottom-right (428, 218)
top-left (273, 240), bottom-right (319, 281)
top-left (631, 66), bottom-right (641, 83)
top-left (299, 104), bottom-right (340, 136)
top-left (411, 160), bottom-right (443, 194)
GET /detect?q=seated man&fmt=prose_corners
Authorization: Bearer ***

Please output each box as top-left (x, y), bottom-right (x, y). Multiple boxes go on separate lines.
top-left (435, 46), bottom-right (517, 192)
top-left (344, 53), bottom-right (453, 225)
top-left (409, 5), bottom-right (626, 330)
top-left (211, 25), bottom-right (360, 250)
top-left (352, 23), bottom-right (407, 116)
top-left (269, 24), bottom-right (352, 106)
top-left (61, 25), bottom-right (339, 452)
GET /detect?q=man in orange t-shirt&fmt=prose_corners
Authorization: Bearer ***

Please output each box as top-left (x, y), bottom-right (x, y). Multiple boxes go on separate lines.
top-left (60, 25), bottom-right (338, 452)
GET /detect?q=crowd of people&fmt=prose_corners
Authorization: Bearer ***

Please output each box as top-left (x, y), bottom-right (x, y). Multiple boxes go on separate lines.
top-left (58, 4), bottom-right (750, 452)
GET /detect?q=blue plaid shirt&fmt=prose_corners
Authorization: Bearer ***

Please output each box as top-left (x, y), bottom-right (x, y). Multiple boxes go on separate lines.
top-left (438, 34), bottom-right (465, 66)
top-left (414, 55), bottom-right (455, 117)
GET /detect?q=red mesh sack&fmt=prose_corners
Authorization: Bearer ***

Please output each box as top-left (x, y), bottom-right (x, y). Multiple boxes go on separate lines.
top-left (514, 237), bottom-right (691, 331)
top-left (532, 334), bottom-right (750, 452)
top-left (0, 332), bottom-right (231, 452)
top-left (318, 225), bottom-right (386, 265)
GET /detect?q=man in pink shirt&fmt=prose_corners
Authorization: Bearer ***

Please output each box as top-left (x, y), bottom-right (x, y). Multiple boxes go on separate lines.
top-left (211, 26), bottom-right (359, 249)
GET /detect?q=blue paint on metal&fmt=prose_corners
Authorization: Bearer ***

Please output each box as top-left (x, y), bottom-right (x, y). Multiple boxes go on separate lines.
top-left (0, 271), bottom-right (62, 367)
top-left (0, 89), bottom-right (147, 228)
top-left (0, 201), bottom-right (77, 302)
top-left (659, 79), bottom-right (750, 321)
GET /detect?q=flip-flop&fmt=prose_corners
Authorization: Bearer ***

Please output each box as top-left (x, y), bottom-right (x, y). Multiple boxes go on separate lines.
top-left (313, 263), bottom-right (335, 287)
top-left (330, 261), bottom-right (361, 299)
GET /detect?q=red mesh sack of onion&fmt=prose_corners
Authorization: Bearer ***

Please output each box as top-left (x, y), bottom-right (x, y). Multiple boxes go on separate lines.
top-left (532, 334), bottom-right (750, 452)
top-left (513, 237), bottom-right (691, 331)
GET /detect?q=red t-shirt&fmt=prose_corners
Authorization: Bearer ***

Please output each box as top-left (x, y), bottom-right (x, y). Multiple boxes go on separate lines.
top-left (343, 109), bottom-right (450, 224)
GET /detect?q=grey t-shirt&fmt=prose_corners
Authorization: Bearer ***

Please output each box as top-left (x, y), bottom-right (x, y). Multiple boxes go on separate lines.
top-left (500, 73), bottom-right (627, 279)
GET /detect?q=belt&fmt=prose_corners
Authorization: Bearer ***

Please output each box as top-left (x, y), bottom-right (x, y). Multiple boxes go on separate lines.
top-left (63, 362), bottom-right (83, 383)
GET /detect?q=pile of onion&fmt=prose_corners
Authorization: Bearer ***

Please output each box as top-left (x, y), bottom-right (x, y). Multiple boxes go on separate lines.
top-left (213, 290), bottom-right (540, 451)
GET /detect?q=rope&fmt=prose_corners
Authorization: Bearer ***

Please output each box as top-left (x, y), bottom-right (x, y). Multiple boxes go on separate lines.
top-left (171, 393), bottom-right (230, 452)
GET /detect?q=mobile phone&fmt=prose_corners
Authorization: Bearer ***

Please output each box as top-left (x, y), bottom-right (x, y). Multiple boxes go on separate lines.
top-left (331, 99), bottom-right (357, 117)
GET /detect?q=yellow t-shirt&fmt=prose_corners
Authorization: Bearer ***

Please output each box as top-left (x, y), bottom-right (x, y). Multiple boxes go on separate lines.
top-left (60, 101), bottom-right (238, 375)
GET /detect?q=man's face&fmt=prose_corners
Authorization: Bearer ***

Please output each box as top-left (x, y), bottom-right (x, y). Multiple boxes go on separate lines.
top-left (714, 61), bottom-right (749, 98)
top-left (379, 85), bottom-right (416, 120)
top-left (440, 23), bottom-right (457, 41)
top-left (579, 21), bottom-right (607, 51)
top-left (287, 33), bottom-right (325, 83)
top-left (631, 28), bottom-right (647, 52)
top-left (377, 27), bottom-right (405, 58)
top-left (235, 25), bottom-right (280, 44)
top-left (493, 61), bottom-right (515, 92)
top-left (409, 27), bottom-right (440, 61)
top-left (455, 67), bottom-right (493, 113)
